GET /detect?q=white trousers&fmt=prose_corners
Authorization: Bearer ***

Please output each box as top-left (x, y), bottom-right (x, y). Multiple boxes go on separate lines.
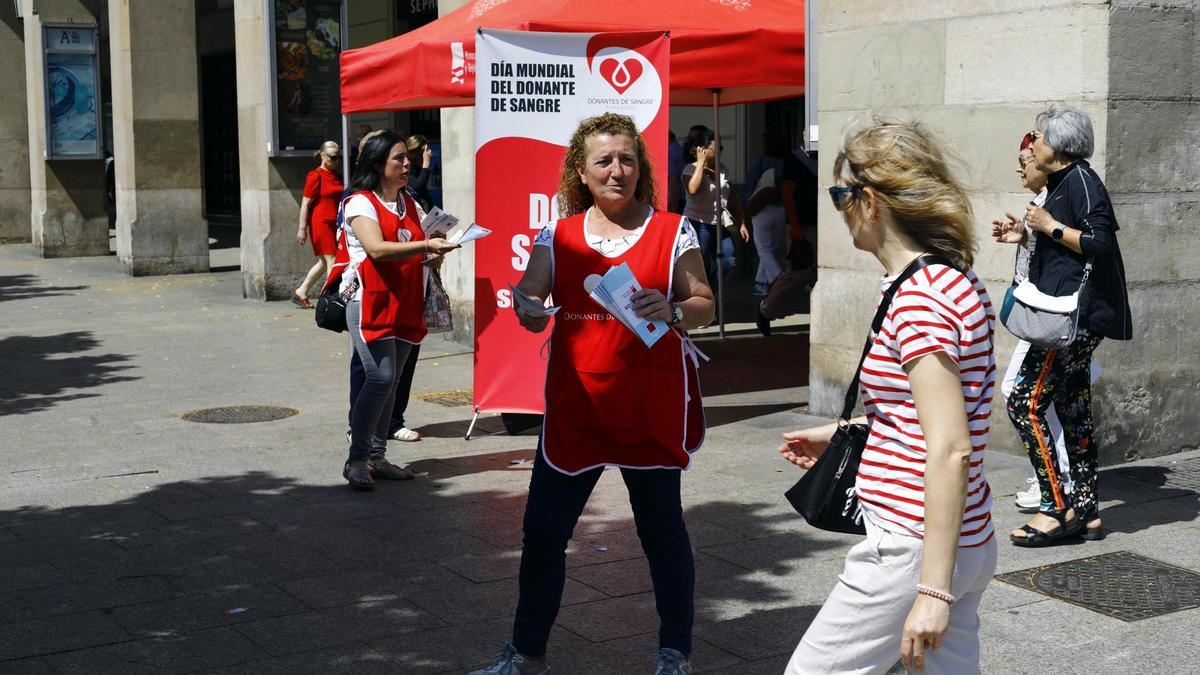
top-left (752, 204), bottom-right (788, 292)
top-left (785, 518), bottom-right (998, 675)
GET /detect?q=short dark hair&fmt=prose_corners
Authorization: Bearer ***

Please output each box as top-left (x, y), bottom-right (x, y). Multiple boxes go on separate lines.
top-left (349, 129), bottom-right (403, 194)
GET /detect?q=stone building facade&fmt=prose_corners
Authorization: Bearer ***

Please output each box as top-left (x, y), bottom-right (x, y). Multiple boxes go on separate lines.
top-left (810, 0), bottom-right (1199, 461)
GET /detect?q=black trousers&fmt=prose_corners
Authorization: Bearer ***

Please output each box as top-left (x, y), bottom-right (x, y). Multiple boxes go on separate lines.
top-left (512, 448), bottom-right (695, 657)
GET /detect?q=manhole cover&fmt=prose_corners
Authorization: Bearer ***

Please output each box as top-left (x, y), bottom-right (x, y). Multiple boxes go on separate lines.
top-left (996, 551), bottom-right (1200, 621)
top-left (1117, 457), bottom-right (1200, 492)
top-left (414, 389), bottom-right (473, 407)
top-left (181, 406), bottom-right (299, 424)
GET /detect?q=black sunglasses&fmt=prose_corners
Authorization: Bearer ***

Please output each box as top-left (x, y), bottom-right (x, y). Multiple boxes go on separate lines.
top-left (828, 186), bottom-right (858, 210)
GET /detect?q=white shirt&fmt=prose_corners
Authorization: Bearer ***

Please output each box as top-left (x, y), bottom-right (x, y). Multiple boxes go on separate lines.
top-left (681, 162), bottom-right (730, 225)
top-left (340, 192), bottom-right (426, 300)
top-left (533, 209), bottom-right (699, 261)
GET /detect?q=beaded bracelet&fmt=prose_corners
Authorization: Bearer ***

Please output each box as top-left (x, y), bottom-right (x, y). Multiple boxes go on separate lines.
top-left (916, 584), bottom-right (956, 605)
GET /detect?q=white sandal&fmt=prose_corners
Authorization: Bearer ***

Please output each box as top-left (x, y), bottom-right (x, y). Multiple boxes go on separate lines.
top-left (389, 427), bottom-right (421, 442)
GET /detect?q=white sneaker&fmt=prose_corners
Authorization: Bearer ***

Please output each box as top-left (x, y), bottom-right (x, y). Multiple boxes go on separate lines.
top-left (390, 427), bottom-right (421, 442)
top-left (1014, 477), bottom-right (1040, 512)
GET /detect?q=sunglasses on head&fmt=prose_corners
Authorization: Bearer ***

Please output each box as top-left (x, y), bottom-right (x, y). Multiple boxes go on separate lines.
top-left (828, 186), bottom-right (859, 210)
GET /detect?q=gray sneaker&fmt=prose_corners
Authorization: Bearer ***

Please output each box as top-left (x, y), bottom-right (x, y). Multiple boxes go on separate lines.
top-left (655, 648), bottom-right (691, 675)
top-left (468, 643), bottom-right (549, 675)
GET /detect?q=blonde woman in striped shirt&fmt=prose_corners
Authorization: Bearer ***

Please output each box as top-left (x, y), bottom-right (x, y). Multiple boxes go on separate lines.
top-left (781, 121), bottom-right (997, 674)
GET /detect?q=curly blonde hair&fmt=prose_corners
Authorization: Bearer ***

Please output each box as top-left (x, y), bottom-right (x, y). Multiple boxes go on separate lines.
top-left (557, 113), bottom-right (657, 217)
top-left (834, 120), bottom-right (976, 266)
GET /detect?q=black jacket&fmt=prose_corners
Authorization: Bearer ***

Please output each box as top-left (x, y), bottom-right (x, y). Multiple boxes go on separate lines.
top-left (1030, 160), bottom-right (1133, 340)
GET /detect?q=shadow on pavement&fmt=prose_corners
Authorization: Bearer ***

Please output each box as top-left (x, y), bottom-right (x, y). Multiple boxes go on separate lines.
top-left (695, 332), bottom-right (809, 397)
top-left (0, 457), bottom-right (836, 673)
top-left (1098, 464), bottom-right (1200, 535)
top-left (0, 332), bottom-right (138, 417)
top-left (0, 275), bottom-right (88, 304)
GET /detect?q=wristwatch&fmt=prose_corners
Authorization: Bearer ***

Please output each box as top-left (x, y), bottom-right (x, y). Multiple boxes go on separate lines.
top-left (1051, 223), bottom-right (1066, 240)
top-left (669, 303), bottom-right (684, 326)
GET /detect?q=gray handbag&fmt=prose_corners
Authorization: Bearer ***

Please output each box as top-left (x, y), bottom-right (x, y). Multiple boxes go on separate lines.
top-left (1001, 261), bottom-right (1091, 349)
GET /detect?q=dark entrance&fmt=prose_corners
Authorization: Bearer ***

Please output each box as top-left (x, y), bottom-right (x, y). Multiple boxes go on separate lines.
top-left (200, 51), bottom-right (241, 227)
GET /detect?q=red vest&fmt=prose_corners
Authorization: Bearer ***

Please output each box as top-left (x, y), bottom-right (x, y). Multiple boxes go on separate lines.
top-left (543, 209), bottom-right (704, 474)
top-left (352, 190), bottom-right (427, 344)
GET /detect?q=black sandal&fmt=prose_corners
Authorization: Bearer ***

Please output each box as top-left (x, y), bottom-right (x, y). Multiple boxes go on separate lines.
top-left (1077, 506), bottom-right (1106, 541)
top-left (1010, 508), bottom-right (1082, 547)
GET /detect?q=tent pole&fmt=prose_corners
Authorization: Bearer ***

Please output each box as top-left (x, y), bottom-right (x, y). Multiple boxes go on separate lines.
top-left (711, 89), bottom-right (725, 338)
top-left (341, 115), bottom-right (350, 186)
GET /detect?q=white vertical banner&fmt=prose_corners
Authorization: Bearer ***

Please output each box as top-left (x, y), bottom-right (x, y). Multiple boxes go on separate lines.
top-left (471, 29), bottom-right (670, 414)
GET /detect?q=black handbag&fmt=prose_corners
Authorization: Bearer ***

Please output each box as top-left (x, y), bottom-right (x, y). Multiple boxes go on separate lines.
top-left (315, 276), bottom-right (358, 333)
top-left (785, 254), bottom-right (956, 535)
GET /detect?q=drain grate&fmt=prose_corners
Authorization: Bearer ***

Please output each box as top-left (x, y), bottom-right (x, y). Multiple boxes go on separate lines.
top-left (997, 551), bottom-right (1200, 622)
top-left (1117, 457), bottom-right (1200, 492)
top-left (414, 389), bottom-right (473, 407)
top-left (181, 406), bottom-right (299, 424)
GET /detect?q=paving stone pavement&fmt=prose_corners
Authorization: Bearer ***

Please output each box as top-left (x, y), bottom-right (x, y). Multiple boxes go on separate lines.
top-left (1, 244), bottom-right (1198, 674)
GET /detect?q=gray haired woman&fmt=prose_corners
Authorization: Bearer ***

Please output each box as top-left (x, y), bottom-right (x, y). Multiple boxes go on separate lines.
top-left (1006, 104), bottom-right (1132, 547)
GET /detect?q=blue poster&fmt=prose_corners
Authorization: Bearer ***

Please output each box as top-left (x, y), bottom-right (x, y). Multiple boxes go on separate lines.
top-left (46, 53), bottom-right (99, 157)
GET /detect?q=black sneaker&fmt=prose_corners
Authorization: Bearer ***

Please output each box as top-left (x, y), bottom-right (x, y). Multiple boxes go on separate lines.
top-left (369, 458), bottom-right (415, 481)
top-left (756, 303), bottom-right (772, 337)
top-left (342, 461), bottom-right (376, 491)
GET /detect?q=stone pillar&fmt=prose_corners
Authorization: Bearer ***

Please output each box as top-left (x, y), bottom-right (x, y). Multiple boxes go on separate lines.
top-left (1098, 2), bottom-right (1200, 461)
top-left (438, 0), bottom-right (475, 341)
top-left (0, 2), bottom-right (30, 243)
top-left (23, 0), bottom-right (108, 258)
top-left (234, 0), bottom-right (312, 300)
top-left (107, 0), bottom-right (208, 275)
top-left (813, 1), bottom-right (1111, 457)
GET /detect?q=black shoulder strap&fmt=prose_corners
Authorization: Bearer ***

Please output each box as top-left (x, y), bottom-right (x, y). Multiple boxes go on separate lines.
top-left (838, 254), bottom-right (959, 421)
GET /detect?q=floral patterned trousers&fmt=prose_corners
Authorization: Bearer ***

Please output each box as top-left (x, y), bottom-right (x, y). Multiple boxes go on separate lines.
top-left (1005, 328), bottom-right (1104, 515)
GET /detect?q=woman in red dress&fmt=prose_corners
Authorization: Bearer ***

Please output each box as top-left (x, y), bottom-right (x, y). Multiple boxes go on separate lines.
top-left (293, 141), bottom-right (344, 308)
top-left (470, 113), bottom-right (714, 675)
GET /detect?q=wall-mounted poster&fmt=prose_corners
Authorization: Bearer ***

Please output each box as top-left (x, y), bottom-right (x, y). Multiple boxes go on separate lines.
top-left (42, 24), bottom-right (102, 159)
top-left (269, 0), bottom-right (344, 156)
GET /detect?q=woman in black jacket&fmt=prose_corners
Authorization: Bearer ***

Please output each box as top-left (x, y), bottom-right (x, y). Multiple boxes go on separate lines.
top-left (1006, 104), bottom-right (1132, 547)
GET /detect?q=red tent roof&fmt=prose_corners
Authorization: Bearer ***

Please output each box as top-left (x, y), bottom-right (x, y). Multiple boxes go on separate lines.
top-left (340, 0), bottom-right (805, 113)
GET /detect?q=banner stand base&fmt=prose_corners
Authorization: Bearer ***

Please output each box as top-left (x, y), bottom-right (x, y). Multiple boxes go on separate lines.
top-left (464, 407), bottom-right (481, 440)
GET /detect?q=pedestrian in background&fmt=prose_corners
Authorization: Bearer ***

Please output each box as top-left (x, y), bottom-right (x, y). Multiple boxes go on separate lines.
top-left (781, 120), bottom-right (997, 674)
top-left (683, 129), bottom-right (739, 286)
top-left (406, 134), bottom-right (436, 211)
top-left (294, 141), bottom-right (343, 308)
top-left (472, 112), bottom-right (713, 675)
top-left (339, 130), bottom-right (459, 490)
top-left (741, 131), bottom-right (789, 296)
top-left (991, 133), bottom-right (1073, 514)
top-left (1005, 105), bottom-right (1132, 546)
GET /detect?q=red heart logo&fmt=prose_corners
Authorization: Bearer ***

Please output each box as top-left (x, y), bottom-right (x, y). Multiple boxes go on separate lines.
top-left (598, 58), bottom-right (644, 95)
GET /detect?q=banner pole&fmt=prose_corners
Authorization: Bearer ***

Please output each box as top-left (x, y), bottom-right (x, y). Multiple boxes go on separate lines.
top-left (711, 89), bottom-right (725, 337)
top-left (340, 114), bottom-right (350, 186)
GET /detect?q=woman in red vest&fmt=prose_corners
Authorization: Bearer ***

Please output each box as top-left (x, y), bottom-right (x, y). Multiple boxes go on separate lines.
top-left (340, 131), bottom-right (459, 490)
top-left (471, 114), bottom-right (714, 675)
top-left (293, 141), bottom-right (344, 308)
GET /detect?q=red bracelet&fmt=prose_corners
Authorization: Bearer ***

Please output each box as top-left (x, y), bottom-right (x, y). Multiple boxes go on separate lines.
top-left (916, 584), bottom-right (956, 605)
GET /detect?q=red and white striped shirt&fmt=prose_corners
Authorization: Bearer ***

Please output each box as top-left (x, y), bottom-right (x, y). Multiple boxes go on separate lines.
top-left (856, 263), bottom-right (996, 547)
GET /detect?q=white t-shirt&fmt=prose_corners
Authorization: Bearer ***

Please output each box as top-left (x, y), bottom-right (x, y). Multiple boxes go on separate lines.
top-left (533, 208), bottom-right (699, 262)
top-left (681, 162), bottom-right (730, 225)
top-left (340, 192), bottom-right (426, 300)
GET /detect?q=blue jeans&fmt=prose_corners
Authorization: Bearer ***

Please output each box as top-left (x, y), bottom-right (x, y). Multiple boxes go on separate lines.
top-left (349, 343), bottom-right (421, 434)
top-left (692, 219), bottom-right (734, 284)
top-left (512, 448), bottom-right (694, 657)
top-left (345, 301), bottom-right (413, 464)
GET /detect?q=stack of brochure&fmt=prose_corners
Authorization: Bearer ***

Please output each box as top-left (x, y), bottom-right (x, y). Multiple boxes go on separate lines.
top-left (449, 223), bottom-right (492, 245)
top-left (585, 263), bottom-right (669, 348)
top-left (509, 283), bottom-right (560, 317)
top-left (420, 207), bottom-right (458, 238)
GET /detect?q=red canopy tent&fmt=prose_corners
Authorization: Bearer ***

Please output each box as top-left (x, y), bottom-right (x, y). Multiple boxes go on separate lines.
top-left (339, 0), bottom-right (806, 337)
top-left (340, 0), bottom-right (805, 112)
